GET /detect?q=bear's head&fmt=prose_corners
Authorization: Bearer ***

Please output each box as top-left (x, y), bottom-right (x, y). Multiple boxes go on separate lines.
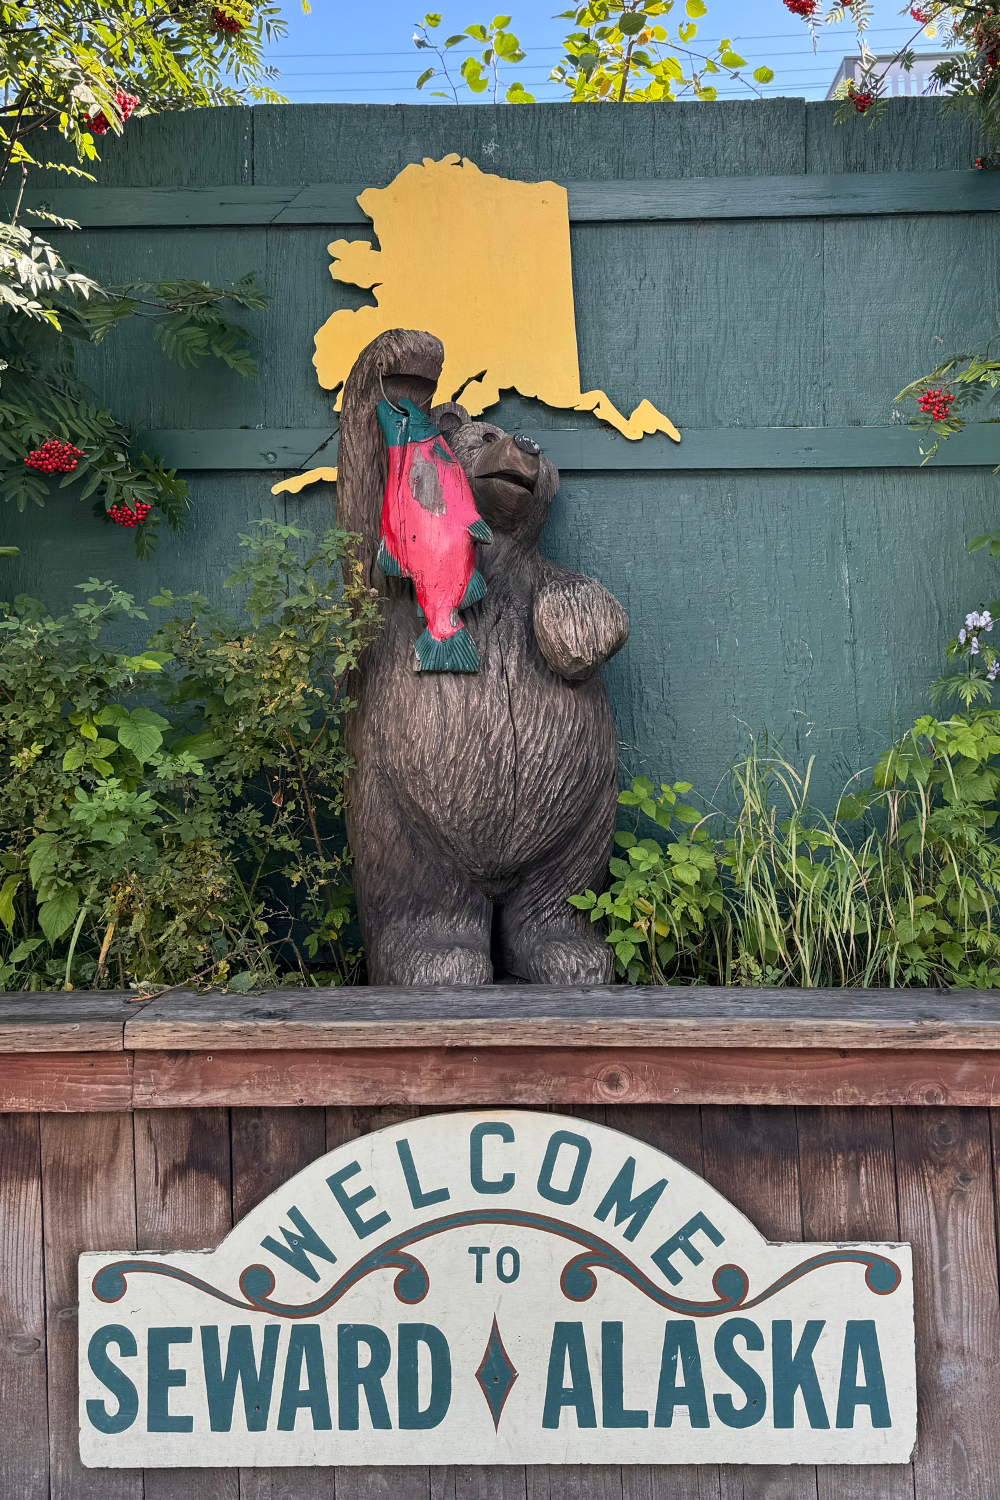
top-left (432, 403), bottom-right (559, 547)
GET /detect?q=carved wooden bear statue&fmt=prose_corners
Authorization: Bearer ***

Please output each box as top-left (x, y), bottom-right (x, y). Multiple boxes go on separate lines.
top-left (338, 328), bottom-right (629, 985)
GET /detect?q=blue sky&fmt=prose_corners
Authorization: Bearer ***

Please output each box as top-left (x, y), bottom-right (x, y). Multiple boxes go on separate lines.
top-left (262, 0), bottom-right (952, 104)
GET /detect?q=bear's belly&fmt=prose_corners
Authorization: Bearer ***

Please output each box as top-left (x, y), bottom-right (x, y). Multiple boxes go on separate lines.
top-left (358, 624), bottom-right (615, 889)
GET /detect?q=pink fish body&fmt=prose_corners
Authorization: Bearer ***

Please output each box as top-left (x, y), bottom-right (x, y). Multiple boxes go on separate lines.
top-left (376, 398), bottom-right (491, 672)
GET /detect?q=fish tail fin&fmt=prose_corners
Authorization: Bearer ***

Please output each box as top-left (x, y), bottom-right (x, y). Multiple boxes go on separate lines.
top-left (459, 569), bottom-right (487, 609)
top-left (377, 536), bottom-right (403, 577)
top-left (468, 518), bottom-right (493, 544)
top-left (414, 626), bottom-right (479, 673)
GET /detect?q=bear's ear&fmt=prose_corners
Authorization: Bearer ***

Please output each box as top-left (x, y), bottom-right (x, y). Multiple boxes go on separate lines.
top-left (431, 402), bottom-right (472, 440)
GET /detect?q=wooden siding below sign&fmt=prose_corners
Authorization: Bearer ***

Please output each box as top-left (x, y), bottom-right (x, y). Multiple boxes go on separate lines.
top-left (1, 1099), bottom-right (998, 1497)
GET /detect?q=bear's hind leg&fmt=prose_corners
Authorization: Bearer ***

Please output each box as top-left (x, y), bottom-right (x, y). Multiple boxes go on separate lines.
top-left (494, 865), bottom-right (614, 985)
top-left (350, 796), bottom-right (493, 986)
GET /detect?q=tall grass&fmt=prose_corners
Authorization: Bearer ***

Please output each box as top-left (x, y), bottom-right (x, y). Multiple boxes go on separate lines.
top-left (585, 719), bottom-right (1000, 988)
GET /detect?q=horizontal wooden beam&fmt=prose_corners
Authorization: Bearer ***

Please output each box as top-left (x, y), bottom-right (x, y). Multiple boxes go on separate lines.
top-left (11, 170), bottom-right (1000, 228)
top-left (122, 985), bottom-right (1000, 1053)
top-left (136, 424), bottom-right (997, 473)
top-left (123, 1046), bottom-right (1000, 1109)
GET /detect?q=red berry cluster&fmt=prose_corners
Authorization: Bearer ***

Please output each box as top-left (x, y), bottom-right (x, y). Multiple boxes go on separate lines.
top-left (24, 438), bottom-right (84, 475)
top-left (783, 0), bottom-right (817, 15)
top-left (88, 90), bottom-right (139, 137)
top-left (211, 7), bottom-right (244, 32)
top-left (107, 501), bottom-right (152, 529)
top-left (918, 387), bottom-right (955, 421)
top-left (846, 81), bottom-right (875, 112)
top-left (910, 6), bottom-right (931, 22)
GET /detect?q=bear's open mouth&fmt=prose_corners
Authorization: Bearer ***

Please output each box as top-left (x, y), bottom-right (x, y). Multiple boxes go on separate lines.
top-left (480, 470), bottom-right (534, 493)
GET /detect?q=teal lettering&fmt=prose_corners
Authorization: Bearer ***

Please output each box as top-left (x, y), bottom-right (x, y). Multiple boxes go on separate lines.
top-left (654, 1321), bottom-right (709, 1428)
top-left (837, 1321), bottom-right (891, 1428)
top-left (397, 1324), bottom-right (452, 1429)
top-left (338, 1324), bottom-right (392, 1430)
top-left (277, 1325), bottom-right (332, 1431)
top-left (147, 1328), bottom-right (193, 1434)
top-left (651, 1213), bottom-right (725, 1286)
top-left (496, 1246), bottom-right (520, 1283)
top-left (86, 1325), bottom-right (138, 1434)
top-left (772, 1320), bottom-right (829, 1429)
top-left (470, 1122), bottom-right (515, 1194)
top-left (396, 1138), bottom-right (450, 1209)
top-left (542, 1322), bottom-right (597, 1429)
top-left (260, 1206), bottom-right (337, 1283)
top-left (601, 1322), bottom-right (648, 1428)
top-left (537, 1131), bottom-right (592, 1206)
top-left (327, 1162), bottom-right (391, 1239)
top-left (201, 1325), bottom-right (279, 1432)
top-left (594, 1157), bottom-right (667, 1241)
top-left (468, 1245), bottom-right (490, 1281)
top-left (713, 1319), bottom-right (766, 1429)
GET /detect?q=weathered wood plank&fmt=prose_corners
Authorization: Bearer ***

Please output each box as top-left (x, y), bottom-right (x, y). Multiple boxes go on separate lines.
top-left (232, 1106), bottom-right (329, 1500)
top-left (0, 1052), bottom-right (134, 1110)
top-left (129, 1045), bottom-right (1000, 1109)
top-left (327, 1105), bottom-right (431, 1500)
top-left (893, 1108), bottom-right (1000, 1499)
top-left (135, 1109), bottom-right (237, 1500)
top-left (40, 1112), bottom-right (140, 1500)
top-left (702, 1108), bottom-right (817, 1500)
top-left (124, 985), bottom-right (1000, 1053)
top-left (16, 169), bottom-right (1000, 228)
top-left (796, 1108), bottom-right (914, 1500)
top-left (0, 1114), bottom-right (48, 1499)
top-left (133, 422), bottom-right (999, 474)
top-left (0, 992), bottom-right (152, 1051)
top-left (611, 1104), bottom-right (721, 1500)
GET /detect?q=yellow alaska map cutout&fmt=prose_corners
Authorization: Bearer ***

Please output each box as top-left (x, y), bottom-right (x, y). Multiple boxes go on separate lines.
top-left (272, 154), bottom-right (679, 495)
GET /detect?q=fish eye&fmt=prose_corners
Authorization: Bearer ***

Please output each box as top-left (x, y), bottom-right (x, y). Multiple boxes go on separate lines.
top-left (481, 432), bottom-right (497, 444)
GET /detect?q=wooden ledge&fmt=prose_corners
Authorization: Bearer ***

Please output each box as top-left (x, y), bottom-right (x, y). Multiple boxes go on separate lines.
top-left (2, 986), bottom-right (1000, 1110)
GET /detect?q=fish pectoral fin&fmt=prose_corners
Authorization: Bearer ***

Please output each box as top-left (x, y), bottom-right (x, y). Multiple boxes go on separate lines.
top-left (459, 569), bottom-right (487, 609)
top-left (377, 537), bottom-right (404, 578)
top-left (468, 518), bottom-right (493, 544)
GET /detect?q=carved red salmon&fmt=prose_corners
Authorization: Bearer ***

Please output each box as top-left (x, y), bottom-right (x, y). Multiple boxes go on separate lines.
top-left (376, 397), bottom-right (492, 672)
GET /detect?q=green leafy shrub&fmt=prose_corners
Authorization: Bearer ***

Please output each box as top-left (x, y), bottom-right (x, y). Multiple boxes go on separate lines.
top-left (0, 521), bottom-right (379, 991)
top-left (576, 718), bottom-right (1000, 988)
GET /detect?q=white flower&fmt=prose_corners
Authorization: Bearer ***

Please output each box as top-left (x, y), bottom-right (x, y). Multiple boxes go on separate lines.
top-left (971, 638), bottom-right (980, 654)
top-left (967, 613), bottom-right (977, 628)
top-left (959, 629), bottom-right (967, 644)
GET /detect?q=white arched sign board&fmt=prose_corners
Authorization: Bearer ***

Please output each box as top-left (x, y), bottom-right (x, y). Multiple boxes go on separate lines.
top-left (79, 1109), bottom-right (916, 1467)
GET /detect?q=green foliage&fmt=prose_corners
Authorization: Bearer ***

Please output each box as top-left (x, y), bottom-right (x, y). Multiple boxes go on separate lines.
top-left (414, 13), bottom-right (534, 102)
top-left (0, 268), bottom-right (269, 555)
top-left (0, 522), bottom-right (380, 991)
top-left (413, 3), bottom-right (771, 103)
top-left (578, 721), bottom-right (1000, 987)
top-left (0, 0), bottom-right (290, 556)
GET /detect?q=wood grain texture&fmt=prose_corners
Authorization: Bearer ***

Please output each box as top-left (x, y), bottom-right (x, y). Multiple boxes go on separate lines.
top-left (0, 1051), bottom-right (134, 1110)
top-left (134, 422), bottom-right (1000, 473)
top-left (701, 1109), bottom-right (817, 1500)
top-left (135, 1109), bottom-right (237, 1500)
top-left (795, 1109), bottom-right (913, 1500)
top-left (0, 992), bottom-right (152, 1051)
top-left (19, 169), bottom-right (1000, 228)
top-left (124, 985), bottom-right (1000, 1053)
top-left (0, 1114), bottom-right (48, 1500)
top-left (128, 1045), bottom-right (1000, 1109)
top-left (232, 1106), bottom-right (329, 1500)
top-left (893, 1109), bottom-right (1000, 1499)
top-left (40, 1112), bottom-right (140, 1500)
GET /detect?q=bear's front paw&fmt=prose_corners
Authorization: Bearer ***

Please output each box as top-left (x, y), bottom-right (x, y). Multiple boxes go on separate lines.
top-left (533, 578), bottom-right (629, 682)
top-left (375, 940), bottom-right (493, 986)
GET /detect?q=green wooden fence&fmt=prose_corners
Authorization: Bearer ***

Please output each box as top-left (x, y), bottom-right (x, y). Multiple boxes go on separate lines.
top-left (11, 97), bottom-right (999, 808)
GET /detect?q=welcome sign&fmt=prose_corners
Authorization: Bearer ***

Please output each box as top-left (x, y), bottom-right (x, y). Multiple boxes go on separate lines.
top-left (79, 1110), bottom-right (916, 1467)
